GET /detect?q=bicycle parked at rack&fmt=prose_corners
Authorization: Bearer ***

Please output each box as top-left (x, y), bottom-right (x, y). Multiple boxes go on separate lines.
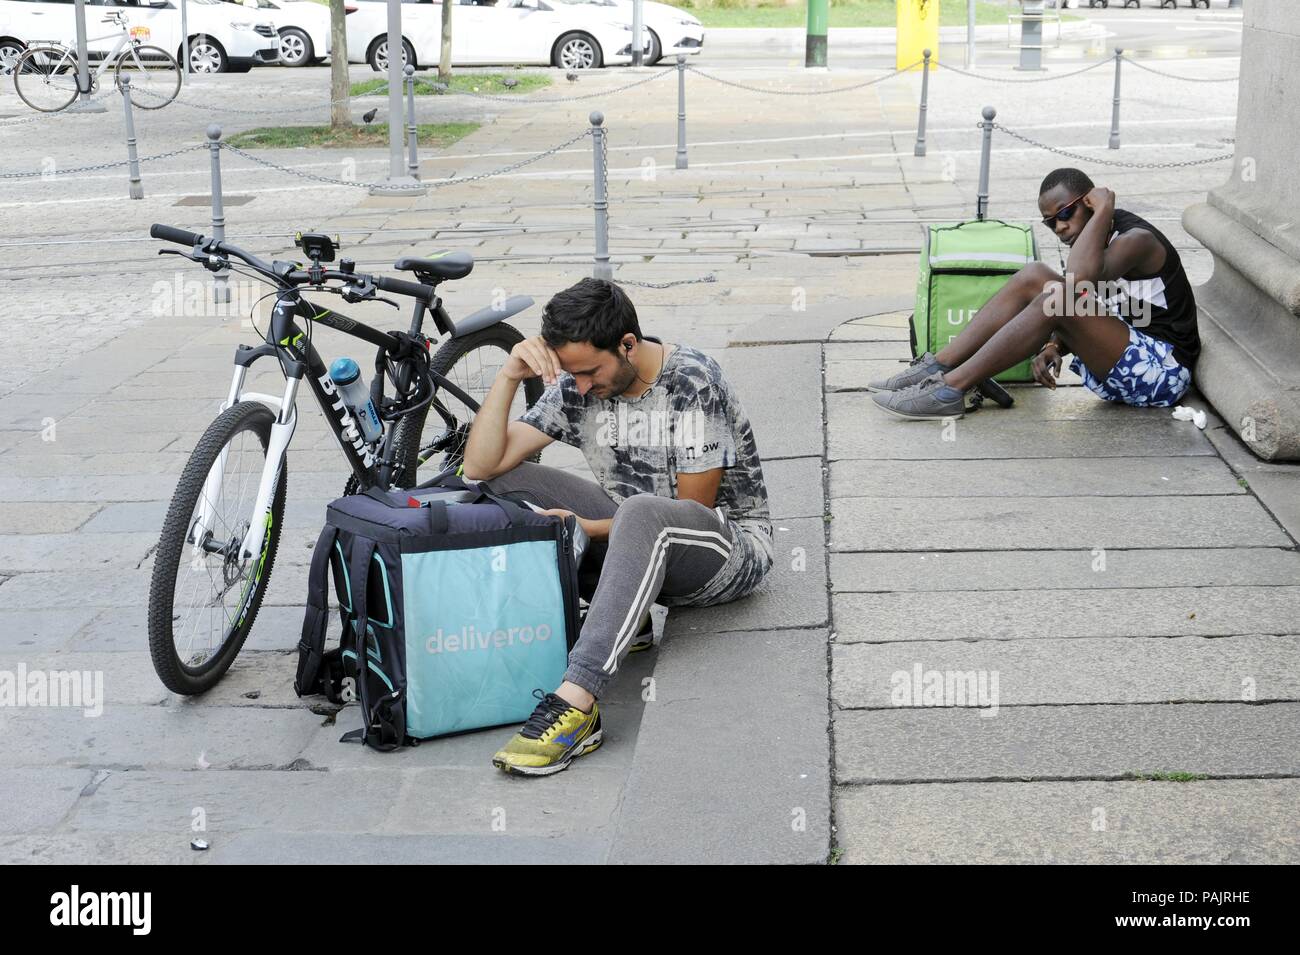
top-left (12, 9), bottom-right (180, 113)
top-left (146, 224), bottom-right (542, 695)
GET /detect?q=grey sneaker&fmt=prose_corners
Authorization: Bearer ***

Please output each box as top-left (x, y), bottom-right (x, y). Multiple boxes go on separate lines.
top-left (866, 352), bottom-right (950, 393)
top-left (871, 372), bottom-right (967, 420)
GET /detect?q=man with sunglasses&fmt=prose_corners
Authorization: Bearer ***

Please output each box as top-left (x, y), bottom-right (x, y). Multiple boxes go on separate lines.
top-left (869, 167), bottom-right (1200, 418)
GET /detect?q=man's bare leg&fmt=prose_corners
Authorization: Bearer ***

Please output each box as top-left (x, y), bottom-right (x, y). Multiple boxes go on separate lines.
top-left (943, 289), bottom-right (1133, 392)
top-left (934, 262), bottom-right (1063, 368)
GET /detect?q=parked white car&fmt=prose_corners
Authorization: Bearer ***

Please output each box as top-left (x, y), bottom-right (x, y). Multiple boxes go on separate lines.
top-left (223, 0), bottom-right (331, 67)
top-left (553, 0), bottom-right (702, 65)
top-left (346, 0), bottom-right (648, 71)
top-left (0, 0), bottom-right (280, 74)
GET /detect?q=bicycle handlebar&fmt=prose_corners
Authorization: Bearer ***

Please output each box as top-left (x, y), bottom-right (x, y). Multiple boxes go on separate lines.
top-left (150, 224), bottom-right (202, 247)
top-left (373, 274), bottom-right (437, 304)
top-left (149, 223), bottom-right (436, 306)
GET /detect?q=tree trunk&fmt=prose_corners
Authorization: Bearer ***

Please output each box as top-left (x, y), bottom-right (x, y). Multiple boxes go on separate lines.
top-left (439, 0), bottom-right (453, 81)
top-left (330, 0), bottom-right (350, 129)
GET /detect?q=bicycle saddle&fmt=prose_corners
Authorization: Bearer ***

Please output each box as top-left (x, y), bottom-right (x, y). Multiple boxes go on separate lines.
top-left (394, 251), bottom-right (474, 282)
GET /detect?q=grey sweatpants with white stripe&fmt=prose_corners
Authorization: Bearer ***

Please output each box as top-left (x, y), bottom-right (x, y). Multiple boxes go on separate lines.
top-left (481, 462), bottom-right (737, 699)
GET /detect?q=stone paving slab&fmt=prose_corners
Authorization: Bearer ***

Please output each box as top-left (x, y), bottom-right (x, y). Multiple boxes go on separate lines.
top-left (763, 456), bottom-right (826, 520)
top-left (0, 502), bottom-right (102, 535)
top-left (0, 567), bottom-right (151, 610)
top-left (832, 634), bottom-right (1300, 709)
top-left (611, 627), bottom-right (830, 865)
top-left (0, 705), bottom-right (324, 771)
top-left (834, 779), bottom-right (1300, 864)
top-left (0, 832), bottom-right (199, 865)
top-left (0, 769), bottom-right (92, 834)
top-left (715, 344), bottom-right (822, 460)
top-left (833, 586), bottom-right (1300, 643)
top-left (828, 495), bottom-right (1288, 552)
top-left (205, 831), bottom-right (609, 865)
top-left (64, 766), bottom-right (626, 841)
top-left (828, 404), bottom-right (1216, 462)
top-left (830, 455), bottom-right (1245, 499)
top-left (728, 296), bottom-right (912, 346)
top-left (2, 608), bottom-right (103, 654)
top-left (0, 532), bottom-right (156, 572)
top-left (827, 311), bottom-right (912, 342)
top-left (0, 475), bottom-right (183, 504)
top-left (831, 546), bottom-right (1300, 593)
top-left (834, 702), bottom-right (1300, 784)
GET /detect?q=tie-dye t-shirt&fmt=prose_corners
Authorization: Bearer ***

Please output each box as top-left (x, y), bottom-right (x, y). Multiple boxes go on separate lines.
top-left (517, 339), bottom-right (773, 541)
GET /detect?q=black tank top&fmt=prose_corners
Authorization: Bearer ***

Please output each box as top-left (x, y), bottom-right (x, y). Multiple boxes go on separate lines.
top-left (1103, 209), bottom-right (1201, 369)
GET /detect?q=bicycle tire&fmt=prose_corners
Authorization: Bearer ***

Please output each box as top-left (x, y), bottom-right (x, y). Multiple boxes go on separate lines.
top-left (14, 46), bottom-right (78, 113)
top-left (115, 44), bottom-right (181, 109)
top-left (148, 401), bottom-right (287, 695)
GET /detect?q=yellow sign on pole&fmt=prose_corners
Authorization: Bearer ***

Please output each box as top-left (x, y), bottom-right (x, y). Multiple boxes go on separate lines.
top-left (897, 0), bottom-right (940, 71)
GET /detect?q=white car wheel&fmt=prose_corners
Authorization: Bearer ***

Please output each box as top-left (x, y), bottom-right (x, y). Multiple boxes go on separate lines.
top-left (279, 28), bottom-right (313, 68)
top-left (0, 40), bottom-right (23, 76)
top-left (369, 37), bottom-right (415, 73)
top-left (185, 37), bottom-right (227, 74)
top-left (555, 32), bottom-right (601, 70)
top-left (646, 29), bottom-right (662, 66)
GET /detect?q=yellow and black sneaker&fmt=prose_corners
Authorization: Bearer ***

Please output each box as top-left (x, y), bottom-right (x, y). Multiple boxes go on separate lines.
top-left (492, 689), bottom-right (603, 777)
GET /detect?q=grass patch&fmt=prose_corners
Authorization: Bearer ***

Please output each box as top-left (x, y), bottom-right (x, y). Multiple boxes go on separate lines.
top-left (663, 0), bottom-right (1014, 29)
top-left (226, 122), bottom-right (480, 150)
top-left (350, 72), bottom-right (552, 98)
top-left (1126, 771), bottom-right (1211, 782)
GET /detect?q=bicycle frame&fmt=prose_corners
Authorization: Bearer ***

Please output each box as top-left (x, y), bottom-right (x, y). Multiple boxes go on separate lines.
top-left (192, 289), bottom-right (484, 563)
top-left (31, 19), bottom-right (139, 82)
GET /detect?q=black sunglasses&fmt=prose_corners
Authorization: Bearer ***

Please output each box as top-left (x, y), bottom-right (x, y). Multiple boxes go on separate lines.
top-left (1042, 193), bottom-right (1085, 229)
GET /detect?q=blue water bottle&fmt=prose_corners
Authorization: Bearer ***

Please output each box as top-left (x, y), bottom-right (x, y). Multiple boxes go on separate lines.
top-left (329, 358), bottom-right (383, 443)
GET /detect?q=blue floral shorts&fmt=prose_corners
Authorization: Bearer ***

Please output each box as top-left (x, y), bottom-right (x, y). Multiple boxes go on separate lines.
top-left (1070, 325), bottom-right (1192, 408)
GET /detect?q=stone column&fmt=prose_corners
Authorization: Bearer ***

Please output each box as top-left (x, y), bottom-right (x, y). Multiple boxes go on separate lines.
top-left (1183, 0), bottom-right (1300, 460)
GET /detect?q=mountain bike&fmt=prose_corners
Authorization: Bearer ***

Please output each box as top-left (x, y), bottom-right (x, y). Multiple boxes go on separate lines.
top-left (146, 224), bottom-right (542, 695)
top-left (13, 10), bottom-right (180, 113)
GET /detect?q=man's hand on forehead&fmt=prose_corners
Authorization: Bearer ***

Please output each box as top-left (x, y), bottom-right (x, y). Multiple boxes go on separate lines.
top-left (1082, 186), bottom-right (1116, 211)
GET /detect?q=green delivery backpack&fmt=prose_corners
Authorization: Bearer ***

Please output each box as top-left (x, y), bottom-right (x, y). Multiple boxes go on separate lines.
top-left (911, 219), bottom-right (1039, 384)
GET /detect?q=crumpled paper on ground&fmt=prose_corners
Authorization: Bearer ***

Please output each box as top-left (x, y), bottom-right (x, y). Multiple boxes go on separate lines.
top-left (1171, 405), bottom-right (1207, 430)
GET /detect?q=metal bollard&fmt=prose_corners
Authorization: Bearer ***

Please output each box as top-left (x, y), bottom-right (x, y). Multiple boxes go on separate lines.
top-left (590, 112), bottom-right (612, 281)
top-left (120, 77), bottom-right (144, 200)
top-left (404, 63), bottom-right (420, 180)
top-left (914, 48), bottom-right (931, 158)
top-left (976, 106), bottom-right (995, 221)
top-left (1108, 47), bottom-right (1123, 150)
top-left (207, 124), bottom-right (230, 304)
top-left (675, 55), bottom-right (687, 170)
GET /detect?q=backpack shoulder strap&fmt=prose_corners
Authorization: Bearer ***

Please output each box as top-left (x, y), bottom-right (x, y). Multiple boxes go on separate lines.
top-left (345, 537), bottom-right (405, 750)
top-left (294, 523), bottom-right (341, 699)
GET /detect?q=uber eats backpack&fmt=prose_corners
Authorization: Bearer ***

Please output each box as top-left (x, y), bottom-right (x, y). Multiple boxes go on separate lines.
top-left (294, 476), bottom-right (582, 750)
top-left (913, 219), bottom-right (1039, 383)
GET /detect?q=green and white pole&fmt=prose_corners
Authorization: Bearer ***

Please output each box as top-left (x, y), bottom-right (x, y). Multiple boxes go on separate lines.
top-left (806, 0), bottom-right (828, 68)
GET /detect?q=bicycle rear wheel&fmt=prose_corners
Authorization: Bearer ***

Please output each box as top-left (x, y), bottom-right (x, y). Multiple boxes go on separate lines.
top-left (14, 47), bottom-right (79, 113)
top-left (148, 401), bottom-right (287, 695)
top-left (389, 323), bottom-right (544, 488)
top-left (115, 44), bottom-right (181, 109)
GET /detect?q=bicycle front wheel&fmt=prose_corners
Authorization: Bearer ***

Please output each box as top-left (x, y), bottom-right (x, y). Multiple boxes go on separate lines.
top-left (115, 45), bottom-right (180, 109)
top-left (14, 47), bottom-right (79, 113)
top-left (148, 401), bottom-right (287, 695)
top-left (390, 323), bottom-right (544, 488)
